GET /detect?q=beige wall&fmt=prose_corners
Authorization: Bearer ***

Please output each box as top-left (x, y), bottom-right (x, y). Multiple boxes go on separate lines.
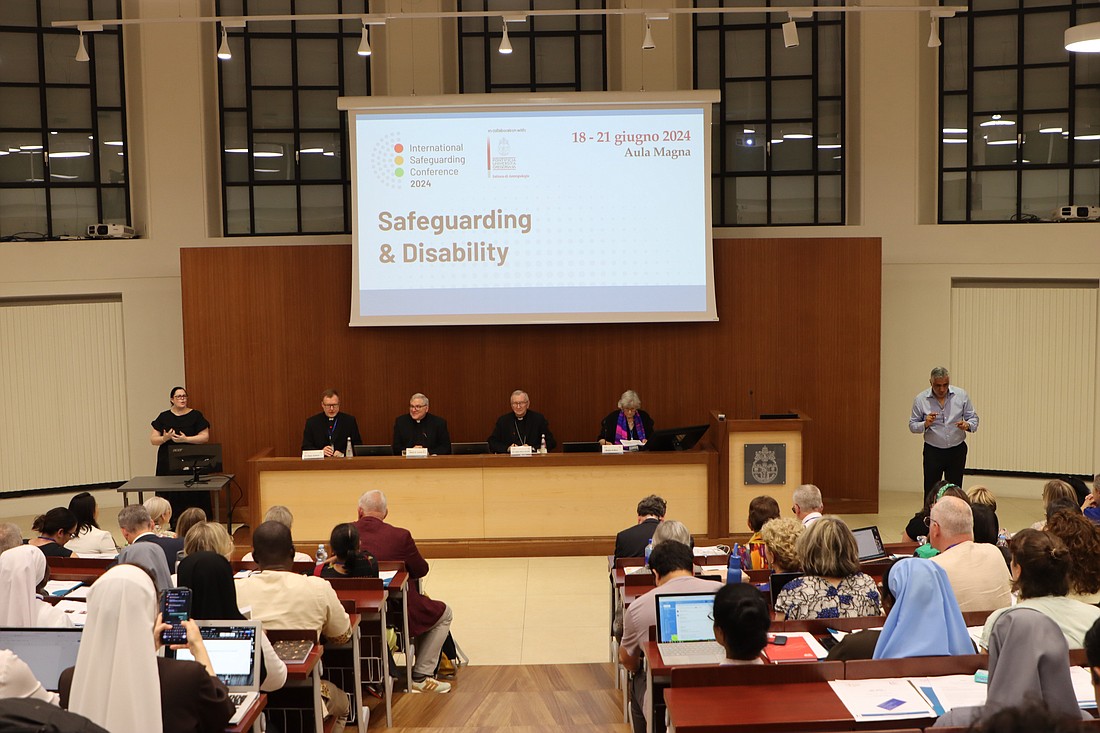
top-left (1, 2), bottom-right (1097, 498)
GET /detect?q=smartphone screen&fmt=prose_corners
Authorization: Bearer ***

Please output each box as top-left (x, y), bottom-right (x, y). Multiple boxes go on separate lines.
top-left (160, 587), bottom-right (191, 645)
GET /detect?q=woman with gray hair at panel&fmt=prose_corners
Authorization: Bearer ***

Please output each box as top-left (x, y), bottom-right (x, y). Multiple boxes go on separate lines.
top-left (598, 390), bottom-right (655, 447)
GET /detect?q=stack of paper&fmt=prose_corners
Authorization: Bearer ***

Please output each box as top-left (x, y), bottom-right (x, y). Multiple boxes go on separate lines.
top-left (828, 679), bottom-right (937, 721)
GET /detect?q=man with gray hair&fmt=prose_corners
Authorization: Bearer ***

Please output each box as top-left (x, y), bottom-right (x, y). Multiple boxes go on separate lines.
top-left (910, 366), bottom-right (979, 493)
top-left (929, 496), bottom-right (1011, 612)
top-left (118, 505), bottom-right (184, 572)
top-left (792, 484), bottom-right (824, 526)
top-left (487, 389), bottom-right (556, 453)
top-left (354, 490), bottom-right (454, 693)
top-left (392, 393), bottom-right (451, 455)
top-left (0, 523), bottom-right (23, 554)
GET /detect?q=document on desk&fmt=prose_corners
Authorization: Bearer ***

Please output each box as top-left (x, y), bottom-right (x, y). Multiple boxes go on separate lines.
top-left (909, 674), bottom-right (987, 716)
top-left (1071, 666), bottom-right (1099, 709)
top-left (828, 679), bottom-right (937, 721)
top-left (380, 569), bottom-right (398, 587)
top-left (54, 600), bottom-right (88, 626)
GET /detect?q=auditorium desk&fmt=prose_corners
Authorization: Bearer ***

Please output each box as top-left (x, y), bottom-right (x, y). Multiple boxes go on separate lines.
top-left (248, 448), bottom-right (717, 551)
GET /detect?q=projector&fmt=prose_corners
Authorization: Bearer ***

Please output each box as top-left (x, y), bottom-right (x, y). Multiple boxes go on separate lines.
top-left (1052, 206), bottom-right (1100, 222)
top-left (86, 223), bottom-right (136, 239)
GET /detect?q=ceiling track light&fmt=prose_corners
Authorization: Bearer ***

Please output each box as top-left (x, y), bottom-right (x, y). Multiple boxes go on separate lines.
top-left (642, 23), bottom-right (655, 50)
top-left (782, 11), bottom-right (812, 49)
top-left (358, 24), bottom-right (371, 56)
top-left (73, 23), bottom-right (101, 63)
top-left (217, 20), bottom-right (245, 61)
top-left (1065, 21), bottom-right (1100, 53)
top-left (498, 14), bottom-right (525, 55)
top-left (928, 9), bottom-right (955, 49)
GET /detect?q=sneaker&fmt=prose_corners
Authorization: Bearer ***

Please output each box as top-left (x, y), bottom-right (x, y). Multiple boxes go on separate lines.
top-left (410, 677), bottom-right (451, 694)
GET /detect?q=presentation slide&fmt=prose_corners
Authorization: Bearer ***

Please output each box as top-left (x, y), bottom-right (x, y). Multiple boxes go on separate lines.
top-left (344, 93), bottom-right (719, 326)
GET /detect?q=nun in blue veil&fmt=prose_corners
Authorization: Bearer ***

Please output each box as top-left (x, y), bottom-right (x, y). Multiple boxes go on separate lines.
top-left (873, 557), bottom-right (974, 658)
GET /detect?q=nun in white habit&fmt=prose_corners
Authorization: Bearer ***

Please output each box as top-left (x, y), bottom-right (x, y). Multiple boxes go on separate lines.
top-left (0, 545), bottom-right (73, 628)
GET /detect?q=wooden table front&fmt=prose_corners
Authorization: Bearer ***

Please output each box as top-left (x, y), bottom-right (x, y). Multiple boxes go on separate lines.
top-left (665, 682), bottom-right (855, 732)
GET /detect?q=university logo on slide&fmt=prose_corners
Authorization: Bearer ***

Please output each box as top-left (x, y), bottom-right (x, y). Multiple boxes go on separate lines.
top-left (370, 132), bottom-right (406, 189)
top-left (487, 135), bottom-right (526, 177)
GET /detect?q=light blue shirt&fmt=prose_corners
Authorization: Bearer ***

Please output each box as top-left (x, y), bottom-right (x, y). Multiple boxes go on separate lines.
top-left (909, 385), bottom-right (978, 448)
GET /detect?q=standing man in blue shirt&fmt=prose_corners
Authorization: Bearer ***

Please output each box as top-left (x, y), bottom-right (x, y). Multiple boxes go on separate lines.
top-left (910, 366), bottom-right (979, 492)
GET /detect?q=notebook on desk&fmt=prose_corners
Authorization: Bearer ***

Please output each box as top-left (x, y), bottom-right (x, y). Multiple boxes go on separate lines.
top-left (174, 620), bottom-right (261, 725)
top-left (0, 627), bottom-right (83, 691)
top-left (654, 592), bottom-right (725, 665)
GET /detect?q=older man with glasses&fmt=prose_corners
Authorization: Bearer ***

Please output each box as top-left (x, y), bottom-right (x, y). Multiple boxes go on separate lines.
top-left (392, 393), bottom-right (452, 455)
top-left (487, 389), bottom-right (556, 453)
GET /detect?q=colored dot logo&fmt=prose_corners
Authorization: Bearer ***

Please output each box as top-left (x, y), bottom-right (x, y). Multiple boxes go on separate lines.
top-left (393, 143), bottom-right (404, 177)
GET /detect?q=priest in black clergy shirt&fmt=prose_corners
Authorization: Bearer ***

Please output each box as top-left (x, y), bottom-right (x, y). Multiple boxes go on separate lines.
top-left (302, 389), bottom-right (362, 457)
top-left (488, 389), bottom-right (557, 453)
top-left (392, 393), bottom-right (452, 455)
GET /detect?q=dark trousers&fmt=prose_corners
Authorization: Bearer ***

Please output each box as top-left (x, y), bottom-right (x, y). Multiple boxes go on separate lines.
top-left (923, 442), bottom-right (968, 493)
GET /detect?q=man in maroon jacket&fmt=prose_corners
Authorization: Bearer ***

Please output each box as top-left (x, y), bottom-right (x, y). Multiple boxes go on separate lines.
top-left (354, 490), bottom-right (454, 693)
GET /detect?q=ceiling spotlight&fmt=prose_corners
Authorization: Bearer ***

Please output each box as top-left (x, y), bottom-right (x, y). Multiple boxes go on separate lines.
top-left (217, 26), bottom-right (232, 60)
top-left (928, 16), bottom-right (941, 48)
top-left (643, 23), bottom-right (655, 50)
top-left (358, 24), bottom-right (371, 56)
top-left (75, 31), bottom-right (89, 62)
top-left (782, 18), bottom-right (799, 48)
top-left (499, 19), bottom-right (512, 54)
top-left (1065, 21), bottom-right (1100, 53)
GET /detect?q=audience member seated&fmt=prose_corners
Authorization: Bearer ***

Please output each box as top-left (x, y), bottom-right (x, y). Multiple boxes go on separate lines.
top-left (64, 492), bottom-right (118, 555)
top-left (355, 490), bottom-right (454, 694)
top-left (143, 496), bottom-right (176, 537)
top-left (1031, 479), bottom-right (1077, 530)
top-left (619, 541), bottom-right (721, 733)
top-left (173, 507), bottom-right (207, 546)
top-left (1083, 473), bottom-right (1100, 525)
top-left (933, 608), bottom-right (1091, 727)
top-left (980, 529), bottom-right (1100, 650)
top-left (241, 506), bottom-right (312, 563)
top-left (116, 542), bottom-right (173, 593)
top-left (318, 523), bottom-right (378, 578)
top-left (759, 516), bottom-right (804, 573)
top-left (711, 582), bottom-right (770, 665)
top-left (966, 484), bottom-right (997, 509)
top-left (181, 522), bottom-right (234, 561)
top-left (597, 390), bottom-right (654, 447)
top-left (775, 517), bottom-right (882, 620)
top-left (827, 558), bottom-right (972, 661)
top-left (651, 519), bottom-right (691, 548)
top-left (234, 521), bottom-right (352, 725)
top-left (971, 504), bottom-right (1010, 567)
top-left (27, 508), bottom-right (77, 558)
top-left (118, 505), bottom-right (184, 573)
top-left (0, 545), bottom-right (73, 628)
top-left (177, 551), bottom-right (287, 693)
top-left (0, 649), bottom-right (59, 704)
top-left (1086, 617), bottom-right (1100, 706)
top-left (965, 703), bottom-right (1091, 733)
top-left (614, 494), bottom-right (666, 561)
top-left (791, 484), bottom-right (824, 527)
top-left (0, 523), bottom-right (23, 555)
top-left (745, 496), bottom-right (780, 570)
top-left (903, 480), bottom-right (969, 543)
top-left (1046, 508), bottom-right (1100, 604)
top-left (930, 496), bottom-right (1012, 612)
top-left (59, 564), bottom-right (233, 733)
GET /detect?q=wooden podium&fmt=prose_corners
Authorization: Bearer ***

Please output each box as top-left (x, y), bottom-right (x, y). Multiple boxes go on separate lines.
top-left (709, 411), bottom-right (812, 535)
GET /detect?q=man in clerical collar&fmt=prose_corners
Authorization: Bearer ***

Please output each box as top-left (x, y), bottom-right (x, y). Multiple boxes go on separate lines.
top-left (301, 389), bottom-right (362, 457)
top-left (487, 389), bottom-right (557, 453)
top-left (392, 393), bottom-right (452, 455)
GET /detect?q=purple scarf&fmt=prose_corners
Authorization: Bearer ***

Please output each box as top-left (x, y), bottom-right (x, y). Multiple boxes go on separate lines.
top-left (616, 411), bottom-right (646, 444)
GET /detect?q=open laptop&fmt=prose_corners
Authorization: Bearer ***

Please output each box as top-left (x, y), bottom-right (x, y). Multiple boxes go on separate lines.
top-left (653, 592), bottom-right (725, 665)
top-left (0, 627), bottom-right (82, 691)
top-left (852, 525), bottom-right (888, 561)
top-left (174, 620), bottom-right (261, 725)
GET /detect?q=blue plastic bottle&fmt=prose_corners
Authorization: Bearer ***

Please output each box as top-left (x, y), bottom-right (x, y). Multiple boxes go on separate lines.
top-left (727, 544), bottom-right (742, 584)
top-left (644, 538), bottom-right (653, 567)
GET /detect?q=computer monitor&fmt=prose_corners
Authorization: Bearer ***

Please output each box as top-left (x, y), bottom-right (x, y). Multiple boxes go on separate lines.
top-left (167, 443), bottom-right (223, 485)
top-left (645, 424), bottom-right (710, 452)
top-left (352, 444), bottom-right (394, 457)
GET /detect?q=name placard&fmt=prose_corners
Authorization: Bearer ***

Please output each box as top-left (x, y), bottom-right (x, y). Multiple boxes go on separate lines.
top-left (404, 447), bottom-right (429, 459)
top-left (509, 445), bottom-right (533, 457)
top-left (601, 444), bottom-right (625, 454)
top-left (301, 449), bottom-right (326, 461)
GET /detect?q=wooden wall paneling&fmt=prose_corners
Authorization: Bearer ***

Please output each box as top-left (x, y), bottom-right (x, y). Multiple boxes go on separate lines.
top-left (181, 237), bottom-right (881, 529)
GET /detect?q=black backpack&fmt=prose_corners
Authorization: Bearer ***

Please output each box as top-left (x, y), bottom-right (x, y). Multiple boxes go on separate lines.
top-left (0, 699), bottom-right (110, 733)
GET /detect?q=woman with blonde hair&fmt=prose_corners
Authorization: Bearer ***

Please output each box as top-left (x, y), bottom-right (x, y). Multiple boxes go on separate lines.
top-left (774, 516), bottom-right (882, 620)
top-left (1031, 480), bottom-right (1077, 530)
top-left (143, 496), bottom-right (175, 538)
top-left (182, 522), bottom-right (234, 560)
top-left (758, 517), bottom-right (804, 574)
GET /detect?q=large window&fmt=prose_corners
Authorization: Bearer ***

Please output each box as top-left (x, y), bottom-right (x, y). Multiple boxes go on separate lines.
top-left (216, 0), bottom-right (371, 235)
top-left (0, 1), bottom-right (129, 240)
top-left (458, 0), bottom-right (607, 93)
top-left (939, 0), bottom-right (1100, 222)
top-left (694, 0), bottom-right (845, 226)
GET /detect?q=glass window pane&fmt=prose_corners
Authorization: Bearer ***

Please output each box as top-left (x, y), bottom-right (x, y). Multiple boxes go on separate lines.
top-left (300, 185), bottom-right (345, 232)
top-left (49, 187), bottom-right (97, 236)
top-left (0, 188), bottom-right (47, 236)
top-left (0, 4), bottom-right (38, 25)
top-left (1020, 113), bottom-right (1068, 165)
top-left (462, 36), bottom-right (488, 93)
top-left (48, 132), bottom-right (95, 182)
top-left (771, 135), bottom-right (813, 171)
top-left (222, 111), bottom-right (249, 183)
top-left (972, 15), bottom-right (1017, 67)
top-left (246, 0), bottom-right (292, 33)
top-left (772, 79), bottom-right (812, 119)
top-left (252, 90), bottom-right (294, 129)
top-left (727, 128), bottom-right (766, 172)
top-left (0, 88), bottom-right (42, 128)
top-left (101, 186), bottom-right (127, 224)
top-left (43, 32), bottom-right (89, 85)
top-left (971, 170), bottom-right (1016, 221)
top-left (696, 30), bottom-right (719, 89)
top-left (1074, 170), bottom-right (1099, 207)
top-left (98, 111), bottom-right (126, 184)
top-left (941, 171), bottom-right (967, 222)
top-left (726, 81), bottom-right (766, 120)
top-left (252, 133), bottom-right (294, 181)
top-left (297, 39), bottom-right (340, 86)
top-left (1023, 67), bottom-right (1068, 111)
top-left (41, 1), bottom-right (91, 24)
top-left (220, 41), bottom-right (248, 109)
top-left (298, 90), bottom-right (339, 129)
top-left (1074, 89), bottom-right (1100, 165)
top-left (728, 177), bottom-right (767, 225)
top-left (727, 30), bottom-right (765, 78)
top-left (941, 18), bottom-right (968, 92)
top-left (1079, 52), bottom-right (1100, 86)
top-left (817, 24), bottom-right (842, 97)
top-left (0, 133), bottom-right (45, 183)
top-left (47, 88), bottom-right (92, 129)
top-left (1020, 169), bottom-right (1068, 218)
top-left (301, 0), bottom-right (339, 33)
top-left (942, 94), bottom-right (969, 168)
top-left (225, 186), bottom-right (251, 234)
top-left (974, 113), bottom-right (1018, 166)
top-left (342, 37), bottom-right (370, 97)
top-left (973, 69), bottom-right (1017, 113)
top-left (1023, 12), bottom-right (1069, 65)
top-left (771, 27), bottom-right (812, 76)
top-left (579, 35), bottom-right (604, 91)
top-left (818, 174), bottom-right (842, 223)
top-left (93, 34), bottom-right (122, 108)
top-left (253, 185), bottom-right (298, 233)
top-left (771, 175), bottom-right (815, 223)
top-left (0, 33), bottom-right (40, 83)
top-left (250, 39), bottom-right (294, 86)
top-left (534, 37), bottom-right (578, 85)
top-left (490, 36), bottom-right (532, 86)
top-left (299, 132), bottom-right (342, 181)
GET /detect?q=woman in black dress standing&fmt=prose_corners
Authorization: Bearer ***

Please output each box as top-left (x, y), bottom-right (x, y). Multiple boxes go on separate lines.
top-left (150, 386), bottom-right (211, 523)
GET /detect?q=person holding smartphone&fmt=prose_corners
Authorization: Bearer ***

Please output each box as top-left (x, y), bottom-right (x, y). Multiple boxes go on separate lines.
top-left (57, 564), bottom-right (234, 733)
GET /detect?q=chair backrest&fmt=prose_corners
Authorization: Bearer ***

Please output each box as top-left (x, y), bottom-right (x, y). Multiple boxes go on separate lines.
top-left (844, 654), bottom-right (987, 680)
top-left (625, 571), bottom-right (655, 586)
top-left (323, 576), bottom-right (384, 591)
top-left (745, 568), bottom-right (770, 584)
top-left (961, 609), bottom-right (993, 627)
top-left (232, 560), bottom-right (314, 574)
top-left (670, 660), bottom-right (844, 687)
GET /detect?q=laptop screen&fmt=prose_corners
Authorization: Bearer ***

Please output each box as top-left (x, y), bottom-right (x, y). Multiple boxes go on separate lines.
top-left (175, 623), bottom-right (259, 689)
top-left (654, 593), bottom-right (717, 643)
top-left (0, 627), bottom-right (82, 691)
top-left (852, 526), bottom-right (886, 561)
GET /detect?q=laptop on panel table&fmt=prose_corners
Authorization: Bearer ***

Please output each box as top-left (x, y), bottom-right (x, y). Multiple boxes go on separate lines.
top-left (174, 620), bottom-right (262, 725)
top-left (654, 592), bottom-right (726, 665)
top-left (0, 627), bottom-right (83, 691)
